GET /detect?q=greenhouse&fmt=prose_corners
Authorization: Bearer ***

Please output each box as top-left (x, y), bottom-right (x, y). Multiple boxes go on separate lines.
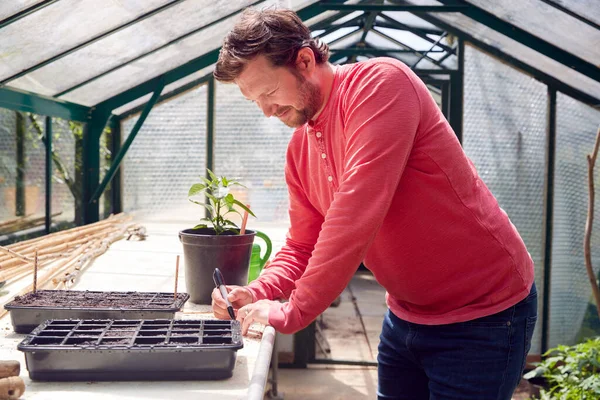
top-left (0, 1), bottom-right (599, 399)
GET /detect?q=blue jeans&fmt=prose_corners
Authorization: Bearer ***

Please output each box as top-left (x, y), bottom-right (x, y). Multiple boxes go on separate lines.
top-left (377, 283), bottom-right (537, 400)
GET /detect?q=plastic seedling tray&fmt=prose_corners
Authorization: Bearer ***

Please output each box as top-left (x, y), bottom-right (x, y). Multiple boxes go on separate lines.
top-left (18, 318), bottom-right (243, 381)
top-left (4, 290), bottom-right (190, 333)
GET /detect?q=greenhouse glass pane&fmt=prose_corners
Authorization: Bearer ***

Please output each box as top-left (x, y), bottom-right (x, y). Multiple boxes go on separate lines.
top-left (0, 0), bottom-right (46, 21)
top-left (382, 11), bottom-right (443, 32)
top-left (466, 0), bottom-right (600, 67)
top-left (113, 64), bottom-right (215, 116)
top-left (462, 45), bottom-right (547, 355)
top-left (320, 27), bottom-right (360, 44)
top-left (547, 0), bottom-right (600, 27)
top-left (58, 0), bottom-right (314, 106)
top-left (215, 82), bottom-right (292, 226)
top-left (550, 93), bottom-right (600, 347)
top-left (121, 85), bottom-right (207, 221)
top-left (328, 30), bottom-right (362, 50)
top-left (304, 10), bottom-right (338, 28)
top-left (8, 0), bottom-right (256, 96)
top-left (50, 117), bottom-right (78, 226)
top-left (430, 12), bottom-right (600, 101)
top-left (0, 110), bottom-right (47, 236)
top-left (0, 0), bottom-right (174, 82)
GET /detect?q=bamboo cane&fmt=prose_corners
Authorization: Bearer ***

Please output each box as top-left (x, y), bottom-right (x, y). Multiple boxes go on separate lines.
top-left (0, 246), bottom-right (31, 263)
top-left (0, 229), bottom-right (119, 268)
top-left (32, 249), bottom-right (38, 293)
top-left (174, 255), bottom-right (180, 300)
top-left (0, 224), bottom-right (122, 264)
top-left (54, 224), bottom-right (137, 286)
top-left (0, 214), bottom-right (33, 229)
top-left (4, 213), bottom-right (128, 252)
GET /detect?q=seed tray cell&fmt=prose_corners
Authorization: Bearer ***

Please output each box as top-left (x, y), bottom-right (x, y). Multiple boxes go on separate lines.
top-left (4, 290), bottom-right (190, 333)
top-left (18, 318), bottom-right (243, 381)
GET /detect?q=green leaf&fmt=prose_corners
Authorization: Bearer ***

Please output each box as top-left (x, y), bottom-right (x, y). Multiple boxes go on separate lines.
top-left (224, 193), bottom-right (234, 208)
top-left (192, 224), bottom-right (208, 230)
top-left (222, 219), bottom-right (239, 227)
top-left (188, 183), bottom-right (206, 197)
top-left (232, 199), bottom-right (256, 217)
top-left (222, 176), bottom-right (229, 186)
top-left (207, 168), bottom-right (218, 182)
top-left (205, 192), bottom-right (218, 204)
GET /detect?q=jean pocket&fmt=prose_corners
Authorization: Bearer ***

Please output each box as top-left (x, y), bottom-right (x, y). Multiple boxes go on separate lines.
top-left (520, 316), bottom-right (538, 373)
top-left (462, 306), bottom-right (514, 328)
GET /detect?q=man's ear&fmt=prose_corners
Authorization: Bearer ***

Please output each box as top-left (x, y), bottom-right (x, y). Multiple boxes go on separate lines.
top-left (295, 47), bottom-right (316, 75)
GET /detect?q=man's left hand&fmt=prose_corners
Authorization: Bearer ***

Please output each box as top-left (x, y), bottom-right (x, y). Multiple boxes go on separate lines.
top-left (237, 299), bottom-right (273, 335)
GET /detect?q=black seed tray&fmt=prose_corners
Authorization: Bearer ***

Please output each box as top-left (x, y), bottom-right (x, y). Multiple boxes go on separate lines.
top-left (4, 290), bottom-right (190, 333)
top-left (18, 318), bottom-right (243, 381)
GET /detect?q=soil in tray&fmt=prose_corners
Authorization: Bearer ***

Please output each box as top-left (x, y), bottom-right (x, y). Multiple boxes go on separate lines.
top-left (105, 331), bottom-right (135, 337)
top-left (10, 291), bottom-right (187, 308)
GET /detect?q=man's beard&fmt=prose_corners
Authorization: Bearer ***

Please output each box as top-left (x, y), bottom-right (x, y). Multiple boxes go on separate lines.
top-left (276, 72), bottom-right (321, 128)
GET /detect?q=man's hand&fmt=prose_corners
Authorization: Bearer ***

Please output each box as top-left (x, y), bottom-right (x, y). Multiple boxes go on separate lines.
top-left (211, 285), bottom-right (254, 320)
top-left (237, 299), bottom-right (274, 335)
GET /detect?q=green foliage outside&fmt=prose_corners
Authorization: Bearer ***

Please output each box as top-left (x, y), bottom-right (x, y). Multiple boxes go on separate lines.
top-left (188, 169), bottom-right (254, 235)
top-left (26, 113), bottom-right (112, 223)
top-left (525, 337), bottom-right (600, 399)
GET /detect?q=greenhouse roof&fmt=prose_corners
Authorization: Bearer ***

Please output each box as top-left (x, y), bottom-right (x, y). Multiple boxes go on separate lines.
top-left (0, 0), bottom-right (598, 123)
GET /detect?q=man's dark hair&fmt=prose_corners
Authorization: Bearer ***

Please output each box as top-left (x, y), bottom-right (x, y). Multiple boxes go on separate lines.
top-left (214, 8), bottom-right (329, 83)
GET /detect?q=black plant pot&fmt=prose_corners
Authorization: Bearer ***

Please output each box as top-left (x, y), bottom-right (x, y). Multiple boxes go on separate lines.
top-left (179, 228), bottom-right (255, 304)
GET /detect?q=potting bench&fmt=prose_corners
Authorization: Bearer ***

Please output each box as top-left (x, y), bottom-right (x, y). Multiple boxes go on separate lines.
top-left (0, 222), bottom-right (277, 399)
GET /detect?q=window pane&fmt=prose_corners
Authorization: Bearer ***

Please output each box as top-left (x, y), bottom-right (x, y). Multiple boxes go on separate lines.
top-left (0, 0), bottom-right (174, 82)
top-left (466, 0), bottom-right (600, 67)
top-left (8, 0), bottom-right (256, 96)
top-left (550, 92), bottom-right (600, 347)
top-left (462, 45), bottom-right (547, 354)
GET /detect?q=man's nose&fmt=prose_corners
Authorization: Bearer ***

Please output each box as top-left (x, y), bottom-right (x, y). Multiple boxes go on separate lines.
top-left (258, 99), bottom-right (276, 118)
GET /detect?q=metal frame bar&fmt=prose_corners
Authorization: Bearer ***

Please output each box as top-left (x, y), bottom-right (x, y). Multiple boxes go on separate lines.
top-left (0, 0), bottom-right (60, 30)
top-left (330, 47), bottom-right (445, 56)
top-left (376, 14), bottom-right (452, 52)
top-left (1, 0), bottom-right (184, 84)
top-left (349, 5), bottom-right (380, 63)
top-left (441, 81), bottom-right (451, 119)
top-left (319, 3), bottom-right (469, 12)
top-left (117, 73), bottom-right (213, 119)
top-left (82, 111), bottom-right (112, 224)
top-left (110, 118), bottom-right (122, 214)
top-left (15, 112), bottom-right (25, 217)
top-left (541, 87), bottom-right (557, 354)
top-left (413, 12), bottom-right (600, 109)
top-left (45, 116), bottom-right (52, 233)
top-left (309, 11), bottom-right (355, 31)
top-left (55, 0), bottom-right (265, 97)
top-left (0, 86), bottom-right (90, 122)
top-left (412, 32), bottom-right (447, 69)
top-left (315, 15), bottom-right (363, 40)
top-left (94, 49), bottom-right (219, 113)
top-left (438, 0), bottom-right (600, 83)
top-left (90, 82), bottom-right (165, 205)
top-left (374, 18), bottom-right (444, 35)
top-left (206, 76), bottom-right (215, 203)
top-left (370, 28), bottom-right (449, 69)
top-left (449, 39), bottom-right (464, 143)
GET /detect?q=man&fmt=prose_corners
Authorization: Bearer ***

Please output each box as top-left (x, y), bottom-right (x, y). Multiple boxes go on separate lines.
top-left (212, 8), bottom-right (537, 400)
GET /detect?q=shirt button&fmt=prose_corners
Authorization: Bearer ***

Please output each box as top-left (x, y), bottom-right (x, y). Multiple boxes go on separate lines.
top-left (321, 153), bottom-right (326, 159)
top-left (316, 132), bottom-right (322, 138)
top-left (327, 176), bottom-right (333, 182)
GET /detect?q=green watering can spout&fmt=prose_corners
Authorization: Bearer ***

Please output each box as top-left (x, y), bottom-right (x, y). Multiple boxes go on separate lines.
top-left (248, 230), bottom-right (272, 283)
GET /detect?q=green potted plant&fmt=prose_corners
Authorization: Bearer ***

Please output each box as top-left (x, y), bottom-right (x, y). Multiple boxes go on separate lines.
top-left (179, 169), bottom-right (269, 304)
top-left (524, 337), bottom-right (600, 399)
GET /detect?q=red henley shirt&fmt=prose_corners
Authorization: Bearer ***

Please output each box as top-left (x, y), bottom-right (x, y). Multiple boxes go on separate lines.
top-left (246, 57), bottom-right (535, 334)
